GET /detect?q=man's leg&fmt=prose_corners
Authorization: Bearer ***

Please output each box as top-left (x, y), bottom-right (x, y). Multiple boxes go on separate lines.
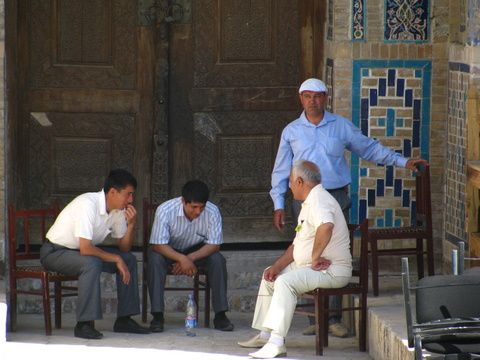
top-left (147, 247), bottom-right (171, 332)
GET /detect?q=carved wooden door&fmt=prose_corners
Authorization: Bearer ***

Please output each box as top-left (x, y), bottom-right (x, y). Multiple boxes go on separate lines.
top-left (14, 0), bottom-right (155, 221)
top-left (169, 0), bottom-right (304, 242)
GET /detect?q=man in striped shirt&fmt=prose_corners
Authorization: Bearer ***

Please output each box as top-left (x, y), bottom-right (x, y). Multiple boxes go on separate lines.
top-left (147, 180), bottom-right (233, 332)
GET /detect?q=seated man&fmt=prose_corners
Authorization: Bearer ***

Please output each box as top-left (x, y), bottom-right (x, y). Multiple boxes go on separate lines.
top-left (238, 160), bottom-right (352, 358)
top-left (40, 169), bottom-right (149, 339)
top-left (147, 180), bottom-right (234, 332)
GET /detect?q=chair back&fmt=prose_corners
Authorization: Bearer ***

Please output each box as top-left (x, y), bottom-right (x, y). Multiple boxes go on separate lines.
top-left (414, 164), bottom-right (432, 234)
top-left (8, 205), bottom-right (59, 267)
top-left (348, 220), bottom-right (369, 289)
top-left (142, 198), bottom-right (159, 264)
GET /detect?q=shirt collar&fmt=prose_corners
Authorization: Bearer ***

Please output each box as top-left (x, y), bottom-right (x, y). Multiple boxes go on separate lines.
top-left (303, 184), bottom-right (325, 205)
top-left (176, 197), bottom-right (185, 217)
top-left (300, 110), bottom-right (335, 127)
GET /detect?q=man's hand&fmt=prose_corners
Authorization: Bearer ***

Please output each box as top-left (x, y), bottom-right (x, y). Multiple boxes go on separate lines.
top-left (116, 257), bottom-right (131, 284)
top-left (311, 257), bottom-right (331, 271)
top-left (405, 158), bottom-right (428, 172)
top-left (273, 209), bottom-right (286, 231)
top-left (171, 255), bottom-right (197, 276)
top-left (263, 265), bottom-right (280, 282)
top-left (124, 204), bottom-right (137, 226)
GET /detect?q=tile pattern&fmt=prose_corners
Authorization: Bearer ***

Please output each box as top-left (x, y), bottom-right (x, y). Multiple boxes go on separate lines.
top-left (445, 62), bottom-right (470, 243)
top-left (351, 60), bottom-right (431, 227)
top-left (468, 0), bottom-right (480, 45)
top-left (352, 0), bottom-right (366, 40)
top-left (384, 0), bottom-right (429, 42)
top-left (327, 0), bottom-right (334, 40)
top-left (326, 58), bottom-right (334, 112)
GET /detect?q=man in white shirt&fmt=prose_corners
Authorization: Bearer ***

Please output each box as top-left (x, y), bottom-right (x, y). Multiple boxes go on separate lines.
top-left (147, 180), bottom-right (233, 332)
top-left (238, 160), bottom-right (352, 359)
top-left (40, 169), bottom-right (149, 339)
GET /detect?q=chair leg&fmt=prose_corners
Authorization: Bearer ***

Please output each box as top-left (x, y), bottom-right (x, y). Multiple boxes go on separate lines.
top-left (142, 265), bottom-right (148, 323)
top-left (9, 280), bottom-right (17, 332)
top-left (359, 293), bottom-right (367, 352)
top-left (54, 281), bottom-right (62, 329)
top-left (370, 238), bottom-right (380, 296)
top-left (204, 276), bottom-right (211, 328)
top-left (41, 273), bottom-right (52, 336)
top-left (416, 238), bottom-right (424, 279)
top-left (323, 296), bottom-right (329, 347)
top-left (194, 274), bottom-right (200, 323)
top-left (315, 293), bottom-right (325, 356)
top-left (426, 235), bottom-right (434, 276)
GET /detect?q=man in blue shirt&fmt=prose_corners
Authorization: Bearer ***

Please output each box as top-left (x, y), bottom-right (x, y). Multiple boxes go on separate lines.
top-left (147, 180), bottom-right (233, 332)
top-left (271, 78), bottom-right (426, 337)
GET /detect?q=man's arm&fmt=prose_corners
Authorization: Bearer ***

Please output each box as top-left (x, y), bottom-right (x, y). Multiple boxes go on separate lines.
top-left (152, 244), bottom-right (197, 276)
top-left (116, 204), bottom-right (137, 252)
top-left (263, 244), bottom-right (294, 282)
top-left (79, 237), bottom-right (131, 284)
top-left (311, 222), bottom-right (334, 271)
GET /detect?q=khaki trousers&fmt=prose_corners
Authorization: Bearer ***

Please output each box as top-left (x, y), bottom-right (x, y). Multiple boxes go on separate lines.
top-left (251, 262), bottom-right (350, 337)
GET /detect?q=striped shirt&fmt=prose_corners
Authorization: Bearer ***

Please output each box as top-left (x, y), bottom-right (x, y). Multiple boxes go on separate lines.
top-left (149, 197), bottom-right (223, 250)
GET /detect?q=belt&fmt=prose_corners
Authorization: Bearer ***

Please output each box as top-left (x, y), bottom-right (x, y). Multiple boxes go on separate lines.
top-left (327, 185), bottom-right (348, 193)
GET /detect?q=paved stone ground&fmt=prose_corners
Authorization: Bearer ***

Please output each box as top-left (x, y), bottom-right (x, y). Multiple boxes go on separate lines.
top-left (4, 311), bottom-right (372, 360)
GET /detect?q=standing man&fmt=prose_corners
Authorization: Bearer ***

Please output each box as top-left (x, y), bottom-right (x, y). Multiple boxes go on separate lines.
top-left (147, 180), bottom-right (234, 332)
top-left (40, 169), bottom-right (149, 339)
top-left (271, 78), bottom-right (427, 337)
top-left (238, 160), bottom-right (352, 359)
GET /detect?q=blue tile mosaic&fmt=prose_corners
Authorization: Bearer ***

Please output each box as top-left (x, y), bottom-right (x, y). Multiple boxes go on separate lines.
top-left (352, 0), bottom-right (366, 41)
top-left (395, 218), bottom-right (402, 227)
top-left (327, 0), bottom-right (334, 40)
top-left (377, 218), bottom-right (385, 227)
top-left (384, 0), bottom-right (429, 43)
top-left (350, 60), bottom-right (431, 226)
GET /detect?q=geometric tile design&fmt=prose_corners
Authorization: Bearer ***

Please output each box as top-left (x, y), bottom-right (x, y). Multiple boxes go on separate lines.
top-left (384, 0), bottom-right (429, 42)
top-left (445, 62), bottom-right (470, 243)
top-left (327, 0), bottom-right (334, 40)
top-left (467, 0), bottom-right (480, 45)
top-left (351, 60), bottom-right (432, 227)
top-left (326, 58), bottom-right (334, 112)
top-left (352, 0), bottom-right (366, 41)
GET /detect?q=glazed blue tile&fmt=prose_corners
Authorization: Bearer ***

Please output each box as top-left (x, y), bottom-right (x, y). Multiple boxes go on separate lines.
top-left (359, 199), bottom-right (367, 222)
top-left (395, 218), bottom-right (402, 227)
top-left (378, 118), bottom-right (385, 126)
top-left (402, 189), bottom-right (410, 207)
top-left (396, 78), bottom-right (405, 97)
top-left (394, 179), bottom-right (402, 196)
top-left (384, 0), bottom-right (429, 43)
top-left (385, 209), bottom-right (393, 227)
top-left (360, 167), bottom-right (367, 176)
top-left (361, 98), bottom-right (369, 119)
top-left (388, 69), bottom-right (396, 86)
top-left (370, 89), bottom-right (378, 106)
top-left (415, 69), bottom-right (422, 78)
top-left (379, 78), bottom-right (387, 96)
top-left (387, 109), bottom-right (395, 136)
top-left (362, 68), bottom-right (369, 77)
top-left (405, 89), bottom-right (413, 107)
top-left (368, 189), bottom-right (376, 206)
top-left (396, 118), bottom-right (404, 127)
top-left (361, 120), bottom-right (369, 136)
top-left (377, 218), bottom-right (385, 227)
top-left (411, 201), bottom-right (417, 224)
top-left (413, 99), bottom-right (421, 120)
top-left (413, 120), bottom-right (420, 147)
top-left (386, 165), bottom-right (394, 186)
top-left (403, 139), bottom-right (412, 157)
top-left (377, 179), bottom-right (385, 196)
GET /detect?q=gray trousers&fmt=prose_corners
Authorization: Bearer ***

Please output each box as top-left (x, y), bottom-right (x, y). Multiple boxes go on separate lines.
top-left (40, 241), bottom-right (140, 322)
top-left (147, 246), bottom-right (229, 314)
top-left (293, 186), bottom-right (351, 324)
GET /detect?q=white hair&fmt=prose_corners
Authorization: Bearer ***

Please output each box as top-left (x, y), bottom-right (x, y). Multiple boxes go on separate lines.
top-left (292, 160), bottom-right (321, 184)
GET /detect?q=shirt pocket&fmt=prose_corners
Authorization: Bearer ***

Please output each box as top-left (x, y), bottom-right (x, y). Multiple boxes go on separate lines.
top-left (290, 135), bottom-right (314, 154)
top-left (323, 137), bottom-right (345, 157)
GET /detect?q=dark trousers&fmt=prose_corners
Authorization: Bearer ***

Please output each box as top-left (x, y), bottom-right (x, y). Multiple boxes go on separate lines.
top-left (40, 241), bottom-right (140, 322)
top-left (147, 244), bottom-right (229, 314)
top-left (293, 186), bottom-right (351, 324)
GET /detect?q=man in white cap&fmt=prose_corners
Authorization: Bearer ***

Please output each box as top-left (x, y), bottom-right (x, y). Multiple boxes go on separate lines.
top-left (270, 78), bottom-right (427, 337)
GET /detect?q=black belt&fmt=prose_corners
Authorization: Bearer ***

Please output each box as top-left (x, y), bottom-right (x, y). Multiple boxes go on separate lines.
top-left (327, 185), bottom-right (348, 193)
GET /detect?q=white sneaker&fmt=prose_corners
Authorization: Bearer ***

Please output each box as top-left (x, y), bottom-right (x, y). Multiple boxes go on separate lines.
top-left (249, 343), bottom-right (287, 359)
top-left (328, 322), bottom-right (348, 338)
top-left (238, 334), bottom-right (268, 348)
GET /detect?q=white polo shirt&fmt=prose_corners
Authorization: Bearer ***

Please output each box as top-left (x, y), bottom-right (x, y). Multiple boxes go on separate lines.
top-left (293, 184), bottom-right (352, 277)
top-left (46, 190), bottom-right (127, 249)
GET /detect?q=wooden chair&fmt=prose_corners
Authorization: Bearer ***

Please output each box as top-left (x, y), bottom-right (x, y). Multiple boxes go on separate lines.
top-left (402, 257), bottom-right (480, 359)
top-left (296, 220), bottom-right (369, 356)
top-left (8, 205), bottom-right (77, 335)
top-left (141, 198), bottom-right (211, 327)
top-left (369, 164), bottom-right (433, 296)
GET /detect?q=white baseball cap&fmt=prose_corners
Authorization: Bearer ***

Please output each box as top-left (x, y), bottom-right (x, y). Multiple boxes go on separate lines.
top-left (298, 78), bottom-right (328, 94)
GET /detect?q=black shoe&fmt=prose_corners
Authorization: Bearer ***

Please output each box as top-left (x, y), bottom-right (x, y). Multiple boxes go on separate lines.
top-left (74, 321), bottom-right (103, 340)
top-left (149, 315), bottom-right (164, 333)
top-left (113, 317), bottom-right (150, 334)
top-left (214, 313), bottom-right (234, 332)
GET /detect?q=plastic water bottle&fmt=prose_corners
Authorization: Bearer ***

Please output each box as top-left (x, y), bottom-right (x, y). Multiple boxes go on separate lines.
top-left (185, 293), bottom-right (198, 337)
